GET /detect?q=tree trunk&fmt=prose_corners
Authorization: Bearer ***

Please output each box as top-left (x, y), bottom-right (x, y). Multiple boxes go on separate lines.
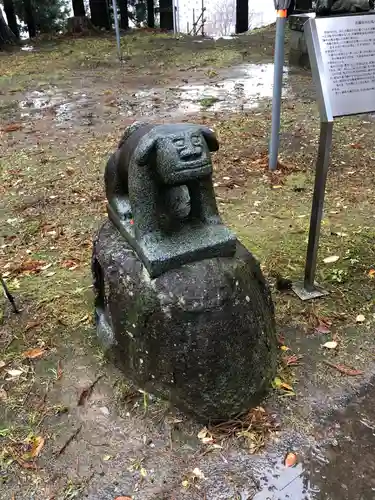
top-left (119, 0), bottom-right (129, 30)
top-left (0, 8), bottom-right (17, 48)
top-left (23, 0), bottom-right (36, 38)
top-left (3, 0), bottom-right (19, 39)
top-left (89, 0), bottom-right (110, 29)
top-left (159, 0), bottom-right (173, 30)
top-left (147, 0), bottom-right (154, 28)
top-left (72, 0), bottom-right (86, 17)
top-left (235, 0), bottom-right (248, 34)
top-left (67, 16), bottom-right (96, 33)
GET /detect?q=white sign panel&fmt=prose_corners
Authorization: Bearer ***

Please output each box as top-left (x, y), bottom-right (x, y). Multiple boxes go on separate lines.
top-left (308, 14), bottom-right (375, 117)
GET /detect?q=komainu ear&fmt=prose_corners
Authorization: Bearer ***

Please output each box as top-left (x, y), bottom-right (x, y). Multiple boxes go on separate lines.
top-left (133, 135), bottom-right (158, 166)
top-left (200, 126), bottom-right (219, 152)
top-left (118, 121), bottom-right (148, 148)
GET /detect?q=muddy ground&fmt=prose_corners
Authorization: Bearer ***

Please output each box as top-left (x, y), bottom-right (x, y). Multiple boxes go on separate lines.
top-left (1, 28), bottom-right (375, 499)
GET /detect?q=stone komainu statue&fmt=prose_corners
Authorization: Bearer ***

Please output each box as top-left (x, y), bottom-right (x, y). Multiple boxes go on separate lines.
top-left (315, 0), bottom-right (373, 15)
top-left (93, 121), bottom-right (277, 421)
top-left (104, 121), bottom-right (237, 278)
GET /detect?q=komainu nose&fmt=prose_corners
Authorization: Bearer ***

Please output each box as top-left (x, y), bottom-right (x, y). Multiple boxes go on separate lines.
top-left (179, 145), bottom-right (202, 161)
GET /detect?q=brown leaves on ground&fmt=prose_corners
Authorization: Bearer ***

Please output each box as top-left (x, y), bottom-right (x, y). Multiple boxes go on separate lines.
top-left (1, 123), bottom-right (23, 133)
top-left (10, 259), bottom-right (47, 277)
top-left (60, 259), bottom-right (80, 270)
top-left (210, 407), bottom-right (280, 454)
top-left (309, 312), bottom-right (332, 335)
top-left (4, 435), bottom-right (45, 470)
top-left (323, 361), bottom-right (363, 376)
top-left (22, 347), bottom-right (46, 360)
top-left (282, 354), bottom-right (303, 367)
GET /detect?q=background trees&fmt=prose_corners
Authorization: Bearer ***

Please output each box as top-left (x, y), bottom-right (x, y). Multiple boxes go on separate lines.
top-left (0, 6), bottom-right (17, 46)
top-left (3, 0), bottom-right (19, 38)
top-left (0, 0), bottom-right (171, 47)
top-left (206, 0), bottom-right (255, 37)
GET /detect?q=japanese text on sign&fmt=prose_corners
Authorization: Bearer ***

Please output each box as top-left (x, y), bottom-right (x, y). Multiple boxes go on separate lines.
top-left (314, 14), bottom-right (375, 116)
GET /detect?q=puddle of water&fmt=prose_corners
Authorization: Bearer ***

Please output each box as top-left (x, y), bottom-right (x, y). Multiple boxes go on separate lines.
top-left (251, 460), bottom-right (319, 500)
top-left (120, 63), bottom-right (289, 118)
top-left (21, 45), bottom-right (34, 52)
top-left (176, 63), bottom-right (288, 114)
top-left (19, 89), bottom-right (91, 125)
top-left (248, 381), bottom-right (375, 500)
top-left (212, 35), bottom-right (239, 40)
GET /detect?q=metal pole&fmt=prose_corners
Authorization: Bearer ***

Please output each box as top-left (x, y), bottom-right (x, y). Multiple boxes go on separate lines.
top-left (193, 9), bottom-right (196, 36)
top-left (303, 120), bottom-right (333, 291)
top-left (176, 0), bottom-right (180, 32)
top-left (111, 0), bottom-right (122, 62)
top-left (1, 274), bottom-right (19, 313)
top-left (269, 14), bottom-right (287, 171)
top-left (172, 0), bottom-right (177, 34)
top-left (201, 0), bottom-right (205, 36)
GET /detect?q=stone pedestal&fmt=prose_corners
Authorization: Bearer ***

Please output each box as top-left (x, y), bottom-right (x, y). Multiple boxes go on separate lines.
top-left (92, 221), bottom-right (277, 422)
top-left (288, 13), bottom-right (315, 69)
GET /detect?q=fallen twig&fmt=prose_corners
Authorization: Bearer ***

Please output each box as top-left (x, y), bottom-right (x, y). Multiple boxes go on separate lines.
top-left (56, 425), bottom-right (82, 457)
top-left (77, 375), bottom-right (103, 406)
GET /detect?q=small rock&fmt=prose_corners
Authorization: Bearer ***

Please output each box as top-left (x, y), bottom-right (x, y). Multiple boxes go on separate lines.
top-left (356, 314), bottom-right (365, 323)
top-left (99, 406), bottom-right (110, 416)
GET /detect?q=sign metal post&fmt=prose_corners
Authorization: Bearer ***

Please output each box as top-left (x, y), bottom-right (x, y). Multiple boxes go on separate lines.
top-left (292, 12), bottom-right (375, 300)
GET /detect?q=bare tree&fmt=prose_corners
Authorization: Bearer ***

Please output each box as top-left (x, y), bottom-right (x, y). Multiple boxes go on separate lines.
top-left (205, 0), bottom-right (257, 37)
top-left (206, 0), bottom-right (235, 37)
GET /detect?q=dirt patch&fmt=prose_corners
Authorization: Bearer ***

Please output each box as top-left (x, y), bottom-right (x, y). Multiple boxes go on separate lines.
top-left (1, 27), bottom-right (375, 499)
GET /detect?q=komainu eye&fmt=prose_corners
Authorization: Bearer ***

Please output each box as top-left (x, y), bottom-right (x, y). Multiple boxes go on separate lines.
top-left (173, 138), bottom-right (185, 147)
top-left (191, 135), bottom-right (201, 146)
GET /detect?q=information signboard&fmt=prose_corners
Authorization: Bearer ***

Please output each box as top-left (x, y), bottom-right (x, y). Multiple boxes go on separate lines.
top-left (293, 13), bottom-right (375, 300)
top-left (306, 13), bottom-right (375, 118)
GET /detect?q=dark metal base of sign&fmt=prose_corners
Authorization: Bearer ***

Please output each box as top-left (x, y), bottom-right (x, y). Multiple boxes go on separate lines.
top-left (293, 120), bottom-right (333, 301)
top-left (292, 281), bottom-right (329, 301)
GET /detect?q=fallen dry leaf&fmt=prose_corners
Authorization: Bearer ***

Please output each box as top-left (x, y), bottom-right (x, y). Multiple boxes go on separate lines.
top-left (283, 354), bottom-right (303, 366)
top-left (349, 143), bottom-right (363, 149)
top-left (61, 259), bottom-right (80, 270)
top-left (323, 255), bottom-right (340, 264)
top-left (368, 269), bottom-right (375, 279)
top-left (322, 341), bottom-right (338, 350)
top-left (192, 467), bottom-right (205, 480)
top-left (15, 459), bottom-right (36, 470)
top-left (57, 360), bottom-right (63, 380)
top-left (315, 323), bottom-right (331, 334)
top-left (6, 369), bottom-right (23, 378)
top-left (272, 377), bottom-right (294, 393)
top-left (0, 387), bottom-right (7, 401)
top-left (22, 347), bottom-right (45, 359)
top-left (25, 321), bottom-right (41, 332)
top-left (14, 259), bottom-right (46, 276)
top-left (1, 123), bottom-right (23, 132)
top-left (29, 436), bottom-right (45, 458)
top-left (356, 314), bottom-right (365, 323)
top-left (197, 426), bottom-right (214, 444)
top-left (284, 451), bottom-right (298, 467)
top-left (323, 361), bottom-right (363, 376)
top-left (114, 497), bottom-right (132, 500)
top-left (280, 345), bottom-right (290, 352)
